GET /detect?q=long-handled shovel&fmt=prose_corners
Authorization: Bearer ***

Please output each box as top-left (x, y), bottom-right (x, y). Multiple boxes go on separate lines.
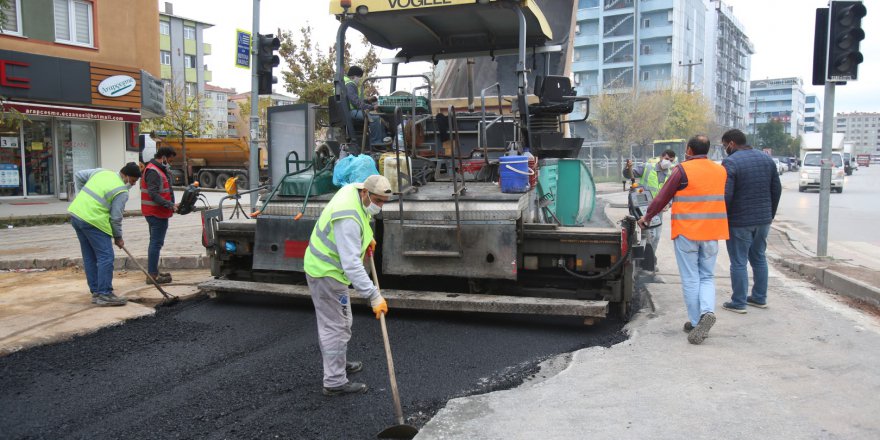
top-left (120, 245), bottom-right (179, 306)
top-left (368, 254), bottom-right (418, 440)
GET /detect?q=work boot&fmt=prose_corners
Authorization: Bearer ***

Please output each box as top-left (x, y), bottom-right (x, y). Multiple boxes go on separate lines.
top-left (94, 293), bottom-right (127, 307)
top-left (346, 361), bottom-right (363, 374)
top-left (683, 321), bottom-right (694, 333)
top-left (323, 381), bottom-right (368, 396)
top-left (146, 273), bottom-right (172, 284)
top-left (688, 312), bottom-right (716, 345)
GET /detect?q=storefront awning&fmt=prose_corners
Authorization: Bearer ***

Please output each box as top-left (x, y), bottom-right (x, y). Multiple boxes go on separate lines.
top-left (2, 101), bottom-right (141, 123)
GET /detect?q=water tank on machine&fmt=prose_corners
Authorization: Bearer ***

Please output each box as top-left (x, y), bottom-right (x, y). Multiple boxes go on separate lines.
top-left (536, 158), bottom-right (596, 226)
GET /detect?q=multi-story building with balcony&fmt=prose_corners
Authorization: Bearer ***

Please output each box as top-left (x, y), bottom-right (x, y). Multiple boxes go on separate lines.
top-left (707, 0), bottom-right (753, 132)
top-left (804, 94), bottom-right (822, 133)
top-left (203, 84), bottom-right (236, 138)
top-left (158, 2), bottom-right (212, 122)
top-left (572, 0), bottom-right (713, 137)
top-left (747, 77), bottom-right (805, 139)
top-left (833, 112), bottom-right (880, 154)
top-left (1, 0), bottom-right (162, 200)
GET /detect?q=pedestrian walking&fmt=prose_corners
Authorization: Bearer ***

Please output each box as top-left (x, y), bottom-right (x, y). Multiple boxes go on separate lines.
top-left (141, 147), bottom-right (178, 284)
top-left (67, 163), bottom-right (142, 306)
top-left (624, 149), bottom-right (677, 256)
top-left (719, 129), bottom-right (782, 313)
top-left (638, 136), bottom-right (728, 344)
top-left (304, 174), bottom-right (391, 396)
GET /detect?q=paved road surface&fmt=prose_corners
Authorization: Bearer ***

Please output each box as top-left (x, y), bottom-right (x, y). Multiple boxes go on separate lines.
top-left (0, 296), bottom-right (625, 439)
top-left (774, 165), bottom-right (880, 270)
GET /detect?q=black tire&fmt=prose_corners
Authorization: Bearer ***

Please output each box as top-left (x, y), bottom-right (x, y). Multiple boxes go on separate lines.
top-left (798, 186), bottom-right (806, 192)
top-left (215, 173), bottom-right (231, 189)
top-left (199, 170), bottom-right (216, 188)
top-left (234, 173), bottom-right (248, 191)
top-left (835, 187), bottom-right (843, 193)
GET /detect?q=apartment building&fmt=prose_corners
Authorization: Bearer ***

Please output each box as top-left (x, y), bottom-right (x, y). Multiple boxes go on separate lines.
top-left (833, 112), bottom-right (880, 154)
top-left (203, 84), bottom-right (236, 138)
top-left (706, 0), bottom-right (753, 131)
top-left (804, 93), bottom-right (822, 133)
top-left (158, 2), bottom-right (212, 113)
top-left (0, 0), bottom-right (162, 199)
top-left (747, 77), bottom-right (805, 139)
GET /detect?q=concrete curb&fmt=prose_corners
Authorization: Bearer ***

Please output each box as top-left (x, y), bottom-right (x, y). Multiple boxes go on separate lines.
top-left (0, 254), bottom-right (208, 271)
top-left (768, 226), bottom-right (880, 307)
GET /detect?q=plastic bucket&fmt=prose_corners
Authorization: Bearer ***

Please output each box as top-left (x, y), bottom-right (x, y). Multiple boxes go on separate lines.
top-left (499, 155), bottom-right (532, 193)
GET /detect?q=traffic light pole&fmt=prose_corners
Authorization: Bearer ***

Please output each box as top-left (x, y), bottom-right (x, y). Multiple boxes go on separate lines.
top-left (817, 82), bottom-right (835, 257)
top-left (249, 0), bottom-right (261, 209)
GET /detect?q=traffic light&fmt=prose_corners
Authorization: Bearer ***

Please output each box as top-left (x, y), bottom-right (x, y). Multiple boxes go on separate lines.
top-left (257, 33), bottom-right (280, 95)
top-left (826, 0), bottom-right (867, 82)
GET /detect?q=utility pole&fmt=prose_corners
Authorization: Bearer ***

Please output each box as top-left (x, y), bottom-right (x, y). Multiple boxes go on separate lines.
top-left (817, 83), bottom-right (834, 257)
top-left (678, 58), bottom-right (703, 93)
top-left (249, 0), bottom-right (260, 209)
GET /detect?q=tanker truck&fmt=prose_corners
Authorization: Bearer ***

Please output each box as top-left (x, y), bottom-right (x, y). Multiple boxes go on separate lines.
top-left (154, 137), bottom-right (268, 189)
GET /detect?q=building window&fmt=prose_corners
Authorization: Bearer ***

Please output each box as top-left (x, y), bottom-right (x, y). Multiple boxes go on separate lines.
top-left (642, 71), bottom-right (650, 81)
top-left (54, 0), bottom-right (93, 47)
top-left (159, 21), bottom-right (170, 35)
top-left (184, 55), bottom-right (196, 68)
top-left (1, 0), bottom-right (22, 35)
top-left (643, 18), bottom-right (650, 28)
top-left (160, 51), bottom-right (171, 65)
top-left (183, 25), bottom-right (196, 40)
top-left (185, 82), bottom-right (197, 97)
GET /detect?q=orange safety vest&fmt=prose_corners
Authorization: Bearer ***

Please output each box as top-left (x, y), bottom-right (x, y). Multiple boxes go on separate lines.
top-left (140, 162), bottom-right (174, 219)
top-left (670, 159), bottom-right (729, 241)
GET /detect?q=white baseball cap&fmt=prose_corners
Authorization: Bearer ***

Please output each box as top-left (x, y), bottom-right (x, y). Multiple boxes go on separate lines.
top-left (354, 174), bottom-right (392, 195)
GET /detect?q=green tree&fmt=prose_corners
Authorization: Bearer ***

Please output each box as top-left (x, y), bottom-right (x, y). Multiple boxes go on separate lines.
top-left (658, 89), bottom-right (714, 141)
top-left (140, 83), bottom-right (212, 183)
top-left (594, 88), bottom-right (667, 161)
top-left (756, 120), bottom-right (790, 154)
top-left (277, 25), bottom-right (379, 105)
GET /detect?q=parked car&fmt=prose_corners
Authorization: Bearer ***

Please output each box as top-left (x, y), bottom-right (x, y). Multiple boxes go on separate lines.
top-left (772, 158), bottom-right (786, 175)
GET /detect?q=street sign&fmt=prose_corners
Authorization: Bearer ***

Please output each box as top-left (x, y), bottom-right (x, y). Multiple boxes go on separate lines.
top-left (235, 29), bottom-right (252, 69)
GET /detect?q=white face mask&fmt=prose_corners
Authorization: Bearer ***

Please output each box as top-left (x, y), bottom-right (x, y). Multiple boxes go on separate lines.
top-left (366, 201), bottom-right (382, 216)
top-left (659, 159), bottom-right (672, 170)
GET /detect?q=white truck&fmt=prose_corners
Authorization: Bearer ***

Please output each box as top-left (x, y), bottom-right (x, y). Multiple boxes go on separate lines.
top-left (800, 133), bottom-right (845, 193)
top-left (843, 142), bottom-right (857, 174)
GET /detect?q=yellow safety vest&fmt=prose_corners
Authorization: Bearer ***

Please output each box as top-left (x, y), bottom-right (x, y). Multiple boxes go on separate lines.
top-left (344, 75), bottom-right (364, 111)
top-left (68, 170), bottom-right (129, 236)
top-left (303, 185), bottom-right (373, 284)
top-left (640, 158), bottom-right (663, 197)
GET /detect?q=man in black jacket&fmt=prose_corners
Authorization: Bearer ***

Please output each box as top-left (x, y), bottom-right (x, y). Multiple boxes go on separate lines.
top-left (720, 129), bottom-right (782, 313)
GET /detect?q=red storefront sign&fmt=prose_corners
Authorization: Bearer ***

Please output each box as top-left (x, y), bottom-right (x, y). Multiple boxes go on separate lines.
top-left (2, 101), bottom-right (141, 122)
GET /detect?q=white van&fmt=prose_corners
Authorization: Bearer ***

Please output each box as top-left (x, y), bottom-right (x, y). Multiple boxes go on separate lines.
top-left (799, 151), bottom-right (845, 193)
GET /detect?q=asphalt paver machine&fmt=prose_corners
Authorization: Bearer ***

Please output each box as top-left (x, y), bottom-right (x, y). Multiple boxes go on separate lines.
top-left (200, 0), bottom-right (644, 322)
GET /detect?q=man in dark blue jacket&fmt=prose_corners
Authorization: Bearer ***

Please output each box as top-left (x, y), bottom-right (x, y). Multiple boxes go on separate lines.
top-left (720, 129), bottom-right (782, 313)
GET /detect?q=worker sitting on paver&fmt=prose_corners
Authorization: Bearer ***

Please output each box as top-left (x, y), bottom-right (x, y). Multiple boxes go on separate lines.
top-left (345, 66), bottom-right (389, 147)
top-left (68, 163), bottom-right (142, 307)
top-left (304, 174), bottom-right (391, 396)
top-left (141, 146), bottom-right (178, 285)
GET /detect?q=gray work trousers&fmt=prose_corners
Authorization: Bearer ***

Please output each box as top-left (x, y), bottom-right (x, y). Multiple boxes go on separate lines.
top-left (647, 220), bottom-right (663, 260)
top-left (307, 274), bottom-right (353, 388)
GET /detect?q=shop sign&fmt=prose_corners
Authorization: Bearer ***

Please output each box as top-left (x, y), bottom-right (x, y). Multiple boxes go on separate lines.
top-left (141, 70), bottom-right (166, 118)
top-left (3, 102), bottom-right (141, 123)
top-left (0, 164), bottom-right (20, 188)
top-left (97, 75), bottom-right (137, 97)
top-left (1, 136), bottom-right (19, 148)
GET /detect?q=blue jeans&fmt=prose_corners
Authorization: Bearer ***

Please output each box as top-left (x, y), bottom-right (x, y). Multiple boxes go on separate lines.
top-left (725, 224), bottom-right (770, 308)
top-left (673, 235), bottom-right (719, 326)
top-left (71, 216), bottom-right (115, 295)
top-left (145, 215), bottom-right (169, 275)
top-left (350, 109), bottom-right (386, 146)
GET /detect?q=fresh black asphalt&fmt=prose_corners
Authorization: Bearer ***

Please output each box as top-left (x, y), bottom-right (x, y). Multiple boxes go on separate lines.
top-left (0, 295), bottom-right (625, 439)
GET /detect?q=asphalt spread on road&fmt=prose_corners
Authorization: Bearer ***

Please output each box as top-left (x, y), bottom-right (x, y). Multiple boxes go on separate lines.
top-left (1, 295), bottom-right (625, 439)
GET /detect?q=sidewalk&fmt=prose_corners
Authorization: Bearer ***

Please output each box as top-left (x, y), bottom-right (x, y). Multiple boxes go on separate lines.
top-left (416, 188), bottom-right (880, 439)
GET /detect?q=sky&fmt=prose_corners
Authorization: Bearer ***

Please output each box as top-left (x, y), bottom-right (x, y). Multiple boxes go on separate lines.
top-left (166, 0), bottom-right (879, 114)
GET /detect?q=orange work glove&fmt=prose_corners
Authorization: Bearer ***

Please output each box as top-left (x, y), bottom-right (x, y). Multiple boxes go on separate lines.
top-left (368, 239), bottom-right (377, 255)
top-left (371, 295), bottom-right (388, 319)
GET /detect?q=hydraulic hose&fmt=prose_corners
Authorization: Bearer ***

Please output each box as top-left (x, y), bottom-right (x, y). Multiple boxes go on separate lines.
top-left (559, 247), bottom-right (632, 280)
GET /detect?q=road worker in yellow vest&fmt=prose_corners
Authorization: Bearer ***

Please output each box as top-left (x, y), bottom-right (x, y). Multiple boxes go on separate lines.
top-left (625, 149), bottom-right (677, 258)
top-left (638, 136), bottom-right (728, 345)
top-left (304, 174), bottom-right (391, 396)
top-left (68, 163), bottom-right (142, 307)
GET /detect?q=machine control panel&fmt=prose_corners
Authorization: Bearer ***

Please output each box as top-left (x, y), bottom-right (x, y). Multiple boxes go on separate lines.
top-left (628, 189), bottom-right (662, 228)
